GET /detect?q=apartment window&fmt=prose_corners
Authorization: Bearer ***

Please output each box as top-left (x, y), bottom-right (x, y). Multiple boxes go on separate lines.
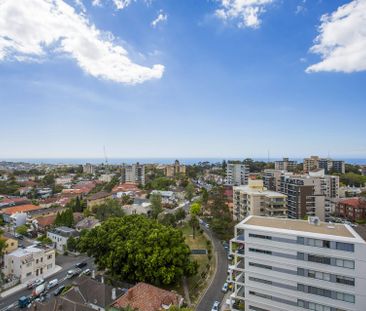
top-left (336, 242), bottom-right (354, 252)
top-left (308, 254), bottom-right (331, 265)
top-left (249, 233), bottom-right (272, 240)
top-left (249, 277), bottom-right (272, 285)
top-left (249, 248), bottom-right (272, 255)
top-left (336, 275), bottom-right (355, 286)
top-left (249, 291), bottom-right (272, 300)
top-left (298, 284), bottom-right (355, 303)
top-left (26, 272), bottom-right (32, 277)
top-left (335, 259), bottom-right (355, 269)
top-left (249, 262), bottom-right (272, 270)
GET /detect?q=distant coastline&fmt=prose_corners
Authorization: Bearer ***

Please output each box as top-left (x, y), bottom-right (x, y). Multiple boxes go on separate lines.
top-left (1, 158), bottom-right (366, 165)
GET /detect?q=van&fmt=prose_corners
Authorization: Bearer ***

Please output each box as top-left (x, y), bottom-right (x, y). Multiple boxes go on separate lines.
top-left (47, 279), bottom-right (58, 289)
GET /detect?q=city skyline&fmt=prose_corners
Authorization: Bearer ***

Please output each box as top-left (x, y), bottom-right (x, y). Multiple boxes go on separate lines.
top-left (1, 0), bottom-right (365, 158)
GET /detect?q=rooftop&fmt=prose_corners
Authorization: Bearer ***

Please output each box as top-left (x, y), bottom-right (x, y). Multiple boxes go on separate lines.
top-left (241, 216), bottom-right (362, 240)
top-left (0, 204), bottom-right (43, 215)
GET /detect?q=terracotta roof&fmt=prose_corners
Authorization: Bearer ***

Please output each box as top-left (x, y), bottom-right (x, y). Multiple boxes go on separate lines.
top-left (339, 197), bottom-right (366, 209)
top-left (88, 191), bottom-right (111, 201)
top-left (0, 204), bottom-right (43, 215)
top-left (112, 182), bottom-right (140, 193)
top-left (113, 282), bottom-right (181, 311)
top-left (34, 214), bottom-right (57, 228)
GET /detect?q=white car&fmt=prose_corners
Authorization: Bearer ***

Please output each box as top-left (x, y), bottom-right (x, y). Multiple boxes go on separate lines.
top-left (222, 282), bottom-right (228, 293)
top-left (211, 301), bottom-right (220, 311)
top-left (47, 279), bottom-right (58, 289)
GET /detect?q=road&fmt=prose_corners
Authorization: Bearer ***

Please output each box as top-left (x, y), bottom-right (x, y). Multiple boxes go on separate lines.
top-left (0, 255), bottom-right (94, 311)
top-left (196, 226), bottom-right (228, 311)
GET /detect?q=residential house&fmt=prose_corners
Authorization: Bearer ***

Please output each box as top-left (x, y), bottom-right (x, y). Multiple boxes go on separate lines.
top-left (336, 197), bottom-right (366, 222)
top-left (2, 245), bottom-right (55, 283)
top-left (87, 191), bottom-right (112, 208)
top-left (0, 233), bottom-right (18, 255)
top-left (0, 204), bottom-right (44, 223)
top-left (75, 217), bottom-right (101, 231)
top-left (47, 226), bottom-right (79, 253)
top-left (112, 282), bottom-right (183, 311)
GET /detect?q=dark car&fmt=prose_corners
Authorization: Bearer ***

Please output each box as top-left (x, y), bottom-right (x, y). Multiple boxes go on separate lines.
top-left (75, 262), bottom-right (87, 269)
top-left (54, 285), bottom-right (65, 296)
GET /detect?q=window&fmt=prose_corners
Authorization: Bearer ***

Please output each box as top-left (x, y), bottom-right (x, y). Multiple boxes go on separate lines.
top-left (336, 242), bottom-right (354, 252)
top-left (249, 233), bottom-right (272, 240)
top-left (249, 248), bottom-right (272, 255)
top-left (336, 275), bottom-right (355, 286)
top-left (308, 254), bottom-right (331, 265)
top-left (298, 284), bottom-right (355, 303)
top-left (335, 259), bottom-right (355, 269)
top-left (249, 262), bottom-right (272, 270)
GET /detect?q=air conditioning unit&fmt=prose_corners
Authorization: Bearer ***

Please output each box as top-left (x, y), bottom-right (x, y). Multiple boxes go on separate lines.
top-left (308, 216), bottom-right (320, 226)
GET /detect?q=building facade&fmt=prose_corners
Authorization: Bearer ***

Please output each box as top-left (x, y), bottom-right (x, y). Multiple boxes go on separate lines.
top-left (229, 216), bottom-right (366, 311)
top-left (304, 156), bottom-right (345, 174)
top-left (274, 158), bottom-right (297, 172)
top-left (47, 226), bottom-right (79, 253)
top-left (122, 163), bottom-right (145, 186)
top-left (226, 162), bottom-right (250, 186)
top-left (336, 198), bottom-right (366, 222)
top-left (164, 160), bottom-right (186, 177)
top-left (3, 246), bottom-right (55, 283)
top-left (233, 180), bottom-right (287, 221)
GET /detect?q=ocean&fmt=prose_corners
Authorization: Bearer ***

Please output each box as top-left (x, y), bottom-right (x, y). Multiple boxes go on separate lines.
top-left (1, 158), bottom-right (366, 165)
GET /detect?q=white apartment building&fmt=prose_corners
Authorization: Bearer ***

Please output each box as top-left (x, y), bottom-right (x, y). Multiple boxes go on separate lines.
top-left (3, 245), bottom-right (55, 283)
top-left (227, 162), bottom-right (249, 186)
top-left (233, 180), bottom-right (287, 221)
top-left (122, 163), bottom-right (145, 186)
top-left (229, 216), bottom-right (366, 311)
top-left (47, 226), bottom-right (79, 253)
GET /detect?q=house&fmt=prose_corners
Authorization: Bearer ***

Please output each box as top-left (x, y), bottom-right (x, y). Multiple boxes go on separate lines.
top-left (34, 275), bottom-right (125, 311)
top-left (2, 245), bottom-right (55, 283)
top-left (87, 191), bottom-right (112, 208)
top-left (112, 282), bottom-right (183, 311)
top-left (0, 233), bottom-right (18, 255)
top-left (0, 204), bottom-right (44, 223)
top-left (150, 190), bottom-right (176, 204)
top-left (112, 182), bottom-right (142, 197)
top-left (0, 195), bottom-right (30, 208)
top-left (47, 226), bottom-right (79, 253)
top-left (29, 214), bottom-right (58, 232)
top-left (75, 217), bottom-right (101, 231)
top-left (122, 203), bottom-right (152, 216)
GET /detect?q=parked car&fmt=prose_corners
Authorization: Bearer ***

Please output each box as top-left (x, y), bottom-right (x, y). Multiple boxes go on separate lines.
top-left (222, 282), bottom-right (228, 293)
top-left (81, 268), bottom-right (91, 276)
top-left (227, 254), bottom-right (233, 260)
top-left (211, 301), bottom-right (220, 311)
top-left (54, 285), bottom-right (65, 296)
top-left (66, 268), bottom-right (82, 278)
top-left (28, 278), bottom-right (44, 289)
top-left (47, 279), bottom-right (58, 289)
top-left (75, 262), bottom-right (87, 269)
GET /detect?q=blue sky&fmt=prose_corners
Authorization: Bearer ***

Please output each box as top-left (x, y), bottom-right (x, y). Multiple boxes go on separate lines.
top-left (0, 0), bottom-right (365, 159)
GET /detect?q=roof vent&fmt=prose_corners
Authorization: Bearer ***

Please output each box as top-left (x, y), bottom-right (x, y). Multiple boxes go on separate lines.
top-left (308, 216), bottom-right (320, 226)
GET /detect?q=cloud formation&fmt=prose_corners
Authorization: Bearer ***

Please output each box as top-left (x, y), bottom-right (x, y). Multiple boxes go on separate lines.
top-left (0, 0), bottom-right (164, 84)
top-left (307, 0), bottom-right (366, 73)
top-left (215, 0), bottom-right (274, 28)
top-left (151, 11), bottom-right (168, 28)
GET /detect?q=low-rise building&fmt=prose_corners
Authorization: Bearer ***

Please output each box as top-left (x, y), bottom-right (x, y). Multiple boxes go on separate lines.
top-left (0, 233), bottom-right (18, 255)
top-left (87, 191), bottom-right (112, 208)
top-left (112, 282), bottom-right (183, 311)
top-left (336, 197), bottom-right (366, 222)
top-left (3, 246), bottom-right (55, 283)
top-left (0, 204), bottom-right (44, 223)
top-left (47, 226), bottom-right (79, 253)
top-left (75, 216), bottom-right (101, 231)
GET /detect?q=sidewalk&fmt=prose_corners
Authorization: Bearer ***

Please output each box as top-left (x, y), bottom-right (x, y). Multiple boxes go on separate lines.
top-left (0, 265), bottom-right (62, 298)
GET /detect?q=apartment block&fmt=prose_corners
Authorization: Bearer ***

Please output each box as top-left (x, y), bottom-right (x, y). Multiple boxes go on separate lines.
top-left (229, 216), bottom-right (366, 311)
top-left (233, 180), bottom-right (287, 221)
top-left (304, 156), bottom-right (345, 174)
top-left (3, 245), bottom-right (55, 283)
top-left (263, 169), bottom-right (284, 192)
top-left (280, 170), bottom-right (339, 221)
top-left (164, 160), bottom-right (186, 177)
top-left (47, 226), bottom-right (79, 253)
top-left (122, 162), bottom-right (145, 186)
top-left (227, 162), bottom-right (250, 186)
top-left (83, 163), bottom-right (96, 175)
top-left (274, 158), bottom-right (297, 172)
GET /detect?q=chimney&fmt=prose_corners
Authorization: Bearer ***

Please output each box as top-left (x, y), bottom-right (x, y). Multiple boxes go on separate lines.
top-left (112, 288), bottom-right (116, 301)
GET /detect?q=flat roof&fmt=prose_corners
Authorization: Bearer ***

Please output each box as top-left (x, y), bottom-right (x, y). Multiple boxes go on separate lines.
top-left (242, 216), bottom-right (360, 239)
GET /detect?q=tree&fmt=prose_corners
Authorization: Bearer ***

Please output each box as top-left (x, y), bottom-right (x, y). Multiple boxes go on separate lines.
top-left (66, 196), bottom-right (87, 213)
top-left (145, 177), bottom-right (175, 191)
top-left (169, 307), bottom-right (193, 311)
top-left (54, 209), bottom-right (74, 227)
top-left (189, 216), bottom-right (199, 239)
top-left (78, 215), bottom-right (198, 286)
top-left (67, 236), bottom-right (77, 251)
top-left (185, 183), bottom-right (195, 202)
top-left (150, 193), bottom-right (163, 219)
top-left (36, 235), bottom-right (52, 245)
top-left (16, 225), bottom-right (28, 236)
top-left (174, 208), bottom-right (186, 221)
top-left (159, 213), bottom-right (177, 227)
top-left (121, 194), bottom-right (134, 205)
top-left (92, 199), bottom-right (124, 221)
top-left (104, 176), bottom-right (120, 193)
top-left (0, 229), bottom-right (6, 257)
top-left (201, 188), bottom-right (209, 207)
top-left (190, 202), bottom-right (201, 216)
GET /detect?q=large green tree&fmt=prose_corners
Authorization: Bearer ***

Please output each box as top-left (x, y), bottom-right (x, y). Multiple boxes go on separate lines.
top-left (54, 209), bottom-right (74, 227)
top-left (92, 199), bottom-right (124, 221)
top-left (78, 215), bottom-right (197, 285)
top-left (150, 193), bottom-right (163, 219)
top-left (185, 183), bottom-right (195, 202)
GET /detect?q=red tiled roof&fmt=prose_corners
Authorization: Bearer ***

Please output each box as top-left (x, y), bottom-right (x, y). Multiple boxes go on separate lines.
top-left (339, 198), bottom-right (366, 209)
top-left (35, 214), bottom-right (57, 227)
top-left (112, 282), bottom-right (181, 311)
top-left (0, 204), bottom-right (43, 215)
top-left (112, 182), bottom-right (140, 193)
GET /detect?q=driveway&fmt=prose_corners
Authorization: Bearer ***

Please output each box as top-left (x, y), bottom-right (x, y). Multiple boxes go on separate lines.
top-left (196, 227), bottom-right (228, 311)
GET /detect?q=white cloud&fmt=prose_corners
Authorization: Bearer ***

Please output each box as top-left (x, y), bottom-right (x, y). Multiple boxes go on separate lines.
top-left (307, 0), bottom-right (366, 73)
top-left (151, 11), bottom-right (168, 28)
top-left (92, 0), bottom-right (102, 6)
top-left (0, 0), bottom-right (164, 84)
top-left (215, 0), bottom-right (274, 29)
top-left (113, 0), bottom-right (134, 10)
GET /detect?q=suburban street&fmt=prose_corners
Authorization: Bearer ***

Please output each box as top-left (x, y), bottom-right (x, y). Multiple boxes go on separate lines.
top-left (0, 255), bottom-right (94, 311)
top-left (196, 226), bottom-right (228, 311)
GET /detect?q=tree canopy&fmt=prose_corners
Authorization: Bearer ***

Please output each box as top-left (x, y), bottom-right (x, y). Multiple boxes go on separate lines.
top-left (92, 199), bottom-right (124, 221)
top-left (78, 215), bottom-right (197, 285)
top-left (150, 193), bottom-right (163, 219)
top-left (54, 209), bottom-right (74, 227)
